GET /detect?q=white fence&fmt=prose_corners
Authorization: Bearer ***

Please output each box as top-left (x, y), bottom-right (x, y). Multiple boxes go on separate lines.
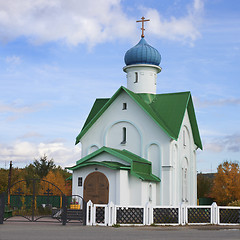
top-left (86, 201), bottom-right (240, 226)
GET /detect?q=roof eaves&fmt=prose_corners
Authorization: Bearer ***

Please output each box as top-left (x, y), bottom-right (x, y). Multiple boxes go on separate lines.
top-left (131, 171), bottom-right (160, 182)
top-left (76, 146), bottom-right (107, 165)
top-left (67, 146), bottom-right (161, 182)
top-left (75, 146), bottom-right (134, 166)
top-left (68, 161), bottom-right (130, 171)
top-left (187, 96), bottom-right (203, 150)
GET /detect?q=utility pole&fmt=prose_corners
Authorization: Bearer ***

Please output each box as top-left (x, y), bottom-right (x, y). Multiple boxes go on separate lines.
top-left (7, 161), bottom-right (12, 205)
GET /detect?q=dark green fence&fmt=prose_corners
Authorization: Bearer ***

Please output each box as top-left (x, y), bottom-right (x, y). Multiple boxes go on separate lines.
top-left (6, 195), bottom-right (73, 209)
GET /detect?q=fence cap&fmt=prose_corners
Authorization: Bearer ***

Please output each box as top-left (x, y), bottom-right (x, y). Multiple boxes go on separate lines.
top-left (108, 202), bottom-right (114, 207)
top-left (211, 202), bottom-right (217, 207)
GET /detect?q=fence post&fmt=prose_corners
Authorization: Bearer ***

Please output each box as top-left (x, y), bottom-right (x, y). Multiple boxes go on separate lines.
top-left (86, 200), bottom-right (93, 226)
top-left (61, 195), bottom-right (67, 225)
top-left (108, 202), bottom-right (115, 226)
top-left (83, 200), bottom-right (87, 226)
top-left (211, 202), bottom-right (218, 225)
top-left (180, 203), bottom-right (186, 225)
top-left (0, 193), bottom-right (5, 224)
top-left (145, 202), bottom-right (152, 225)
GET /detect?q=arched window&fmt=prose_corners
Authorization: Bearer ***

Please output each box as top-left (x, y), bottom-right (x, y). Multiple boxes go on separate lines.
top-left (149, 183), bottom-right (152, 202)
top-left (183, 130), bottom-right (186, 147)
top-left (134, 72), bottom-right (138, 83)
top-left (121, 127), bottom-right (126, 144)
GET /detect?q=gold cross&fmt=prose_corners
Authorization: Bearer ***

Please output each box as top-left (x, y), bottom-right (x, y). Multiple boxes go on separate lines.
top-left (136, 17), bottom-right (150, 38)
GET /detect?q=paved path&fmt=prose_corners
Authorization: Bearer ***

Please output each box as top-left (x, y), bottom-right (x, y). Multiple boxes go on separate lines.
top-left (0, 222), bottom-right (240, 240)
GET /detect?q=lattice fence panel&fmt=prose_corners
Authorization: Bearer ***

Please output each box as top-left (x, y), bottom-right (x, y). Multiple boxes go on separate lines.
top-left (219, 208), bottom-right (240, 224)
top-left (95, 207), bottom-right (105, 224)
top-left (153, 208), bottom-right (179, 224)
top-left (116, 207), bottom-right (144, 224)
top-left (187, 207), bottom-right (211, 223)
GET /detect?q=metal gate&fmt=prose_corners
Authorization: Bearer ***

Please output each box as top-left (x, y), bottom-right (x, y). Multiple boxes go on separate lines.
top-left (66, 195), bottom-right (86, 225)
top-left (3, 179), bottom-right (67, 225)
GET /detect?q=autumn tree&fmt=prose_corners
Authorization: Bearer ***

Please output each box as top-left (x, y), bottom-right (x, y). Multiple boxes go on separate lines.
top-left (41, 170), bottom-right (71, 196)
top-left (211, 161), bottom-right (240, 205)
top-left (0, 157), bottom-right (71, 196)
top-left (0, 169), bottom-right (8, 194)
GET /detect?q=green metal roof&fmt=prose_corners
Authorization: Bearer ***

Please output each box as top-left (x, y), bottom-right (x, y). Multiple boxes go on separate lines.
top-left (75, 86), bottom-right (202, 150)
top-left (82, 98), bottom-right (109, 130)
top-left (67, 147), bottom-right (160, 182)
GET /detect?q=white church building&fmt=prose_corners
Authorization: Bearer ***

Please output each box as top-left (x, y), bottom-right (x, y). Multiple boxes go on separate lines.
top-left (68, 24), bottom-right (202, 206)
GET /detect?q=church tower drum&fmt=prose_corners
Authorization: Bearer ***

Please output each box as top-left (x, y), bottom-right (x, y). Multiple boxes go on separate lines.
top-left (123, 17), bottom-right (162, 94)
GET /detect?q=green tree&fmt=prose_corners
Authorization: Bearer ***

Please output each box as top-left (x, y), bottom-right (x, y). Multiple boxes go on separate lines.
top-left (33, 155), bottom-right (56, 179)
top-left (23, 164), bottom-right (40, 181)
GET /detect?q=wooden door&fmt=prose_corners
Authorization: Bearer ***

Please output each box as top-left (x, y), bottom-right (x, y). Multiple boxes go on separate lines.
top-left (83, 172), bottom-right (109, 204)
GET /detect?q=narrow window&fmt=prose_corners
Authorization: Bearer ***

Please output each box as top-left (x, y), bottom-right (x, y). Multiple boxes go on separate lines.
top-left (183, 130), bottom-right (186, 147)
top-left (122, 103), bottom-right (127, 110)
top-left (121, 127), bottom-right (126, 144)
top-left (183, 169), bottom-right (188, 202)
top-left (78, 177), bottom-right (82, 187)
top-left (134, 72), bottom-right (138, 83)
top-left (149, 183), bottom-right (152, 202)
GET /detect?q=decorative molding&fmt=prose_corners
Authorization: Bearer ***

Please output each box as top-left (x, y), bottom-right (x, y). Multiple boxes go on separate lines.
top-left (103, 120), bottom-right (143, 157)
top-left (87, 144), bottom-right (100, 155)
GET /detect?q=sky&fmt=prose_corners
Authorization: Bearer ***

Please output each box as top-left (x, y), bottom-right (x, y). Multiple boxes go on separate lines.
top-left (0, 0), bottom-right (240, 173)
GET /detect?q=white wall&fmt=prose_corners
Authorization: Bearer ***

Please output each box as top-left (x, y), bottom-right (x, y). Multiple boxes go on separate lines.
top-left (123, 64), bottom-right (161, 94)
top-left (170, 111), bottom-right (198, 206)
top-left (80, 90), bottom-right (170, 171)
top-left (72, 163), bottom-right (158, 206)
top-left (77, 90), bottom-right (198, 206)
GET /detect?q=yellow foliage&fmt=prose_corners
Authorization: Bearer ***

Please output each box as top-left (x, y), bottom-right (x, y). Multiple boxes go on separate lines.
top-left (40, 171), bottom-right (71, 196)
top-left (211, 161), bottom-right (240, 205)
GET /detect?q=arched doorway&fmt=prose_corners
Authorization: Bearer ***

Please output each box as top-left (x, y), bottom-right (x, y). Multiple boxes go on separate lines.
top-left (83, 172), bottom-right (109, 204)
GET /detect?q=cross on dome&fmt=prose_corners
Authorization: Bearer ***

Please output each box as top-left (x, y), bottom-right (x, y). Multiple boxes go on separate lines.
top-left (136, 16), bottom-right (150, 38)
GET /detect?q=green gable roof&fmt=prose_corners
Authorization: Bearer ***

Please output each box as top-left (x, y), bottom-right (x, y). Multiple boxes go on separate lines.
top-left (67, 147), bottom-right (160, 182)
top-left (82, 98), bottom-right (109, 130)
top-left (75, 86), bottom-right (202, 149)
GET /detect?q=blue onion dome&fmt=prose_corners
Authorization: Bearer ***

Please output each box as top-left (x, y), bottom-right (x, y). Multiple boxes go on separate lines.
top-left (124, 38), bottom-right (161, 66)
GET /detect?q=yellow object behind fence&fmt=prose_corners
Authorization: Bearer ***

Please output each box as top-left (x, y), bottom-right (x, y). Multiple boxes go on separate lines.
top-left (70, 204), bottom-right (80, 210)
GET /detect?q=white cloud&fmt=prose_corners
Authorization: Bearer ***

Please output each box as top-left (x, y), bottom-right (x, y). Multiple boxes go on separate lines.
top-left (0, 0), bottom-right (136, 47)
top-left (204, 142), bottom-right (224, 153)
top-left (193, 96), bottom-right (240, 108)
top-left (0, 101), bottom-right (50, 121)
top-left (0, 140), bottom-right (81, 167)
top-left (19, 131), bottom-right (43, 139)
top-left (0, 0), bottom-right (203, 47)
top-left (5, 55), bottom-right (21, 64)
top-left (0, 101), bottom-right (47, 113)
top-left (193, 0), bottom-right (204, 11)
top-left (145, 0), bottom-right (204, 44)
top-left (203, 133), bottom-right (240, 153)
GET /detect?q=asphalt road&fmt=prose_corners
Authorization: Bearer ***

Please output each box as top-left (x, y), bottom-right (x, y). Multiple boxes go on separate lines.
top-left (0, 222), bottom-right (240, 240)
